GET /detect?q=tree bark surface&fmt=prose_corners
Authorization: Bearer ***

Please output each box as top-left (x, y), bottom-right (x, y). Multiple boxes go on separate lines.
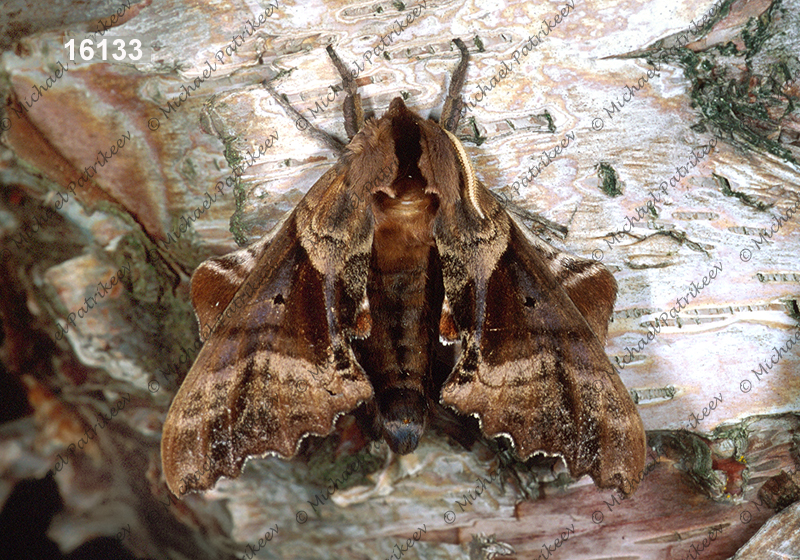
top-left (1, 0), bottom-right (799, 559)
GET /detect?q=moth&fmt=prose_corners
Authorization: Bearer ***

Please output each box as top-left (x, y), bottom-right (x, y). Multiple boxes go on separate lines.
top-left (161, 39), bottom-right (646, 496)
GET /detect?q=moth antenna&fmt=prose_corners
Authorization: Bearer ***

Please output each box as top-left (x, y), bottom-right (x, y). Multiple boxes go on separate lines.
top-left (326, 45), bottom-right (365, 139)
top-left (443, 129), bottom-right (484, 220)
top-left (262, 79), bottom-right (345, 152)
top-left (441, 38), bottom-right (470, 133)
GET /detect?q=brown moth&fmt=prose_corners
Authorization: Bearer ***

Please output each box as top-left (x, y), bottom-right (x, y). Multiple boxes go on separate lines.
top-left (161, 39), bottom-right (646, 496)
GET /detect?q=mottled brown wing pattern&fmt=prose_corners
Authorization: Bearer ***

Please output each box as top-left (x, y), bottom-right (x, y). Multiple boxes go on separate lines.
top-left (513, 223), bottom-right (618, 344)
top-left (433, 137), bottom-right (645, 493)
top-left (161, 167), bottom-right (376, 494)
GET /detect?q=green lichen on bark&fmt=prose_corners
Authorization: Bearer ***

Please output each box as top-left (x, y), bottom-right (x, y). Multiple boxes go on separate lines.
top-left (304, 439), bottom-right (385, 491)
top-left (652, 0), bottom-right (800, 165)
top-left (218, 134), bottom-right (251, 247)
top-left (648, 431), bottom-right (726, 498)
top-left (596, 162), bottom-right (622, 197)
top-left (713, 173), bottom-right (773, 211)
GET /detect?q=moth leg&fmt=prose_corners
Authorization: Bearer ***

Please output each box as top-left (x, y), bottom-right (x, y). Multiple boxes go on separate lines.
top-left (262, 79), bottom-right (346, 152)
top-left (441, 38), bottom-right (470, 133)
top-left (326, 45), bottom-right (365, 139)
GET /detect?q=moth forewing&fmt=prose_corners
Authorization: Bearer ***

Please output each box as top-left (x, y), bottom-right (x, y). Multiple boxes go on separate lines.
top-left (437, 207), bottom-right (645, 494)
top-left (160, 169), bottom-right (375, 495)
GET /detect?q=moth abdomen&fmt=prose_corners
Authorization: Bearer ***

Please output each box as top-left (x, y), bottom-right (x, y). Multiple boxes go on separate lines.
top-left (347, 105), bottom-right (448, 453)
top-left (376, 388), bottom-right (428, 454)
